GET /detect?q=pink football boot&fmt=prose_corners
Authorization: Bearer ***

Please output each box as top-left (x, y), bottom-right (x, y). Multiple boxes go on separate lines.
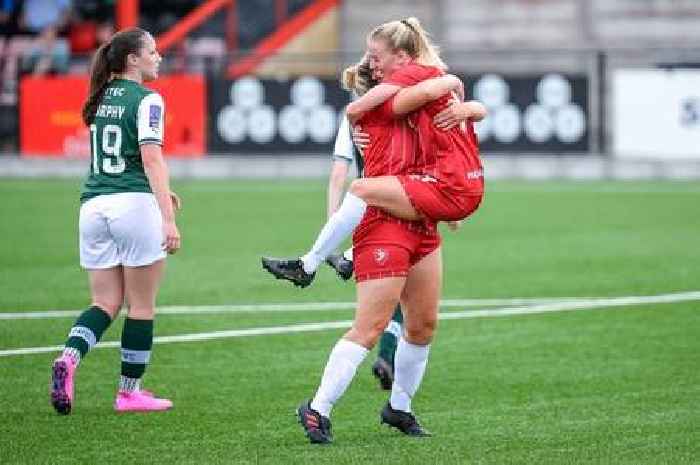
top-left (114, 390), bottom-right (173, 413)
top-left (50, 354), bottom-right (77, 415)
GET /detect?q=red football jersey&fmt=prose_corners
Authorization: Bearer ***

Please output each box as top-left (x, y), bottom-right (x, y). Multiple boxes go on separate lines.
top-left (355, 98), bottom-right (436, 234)
top-left (385, 63), bottom-right (483, 195)
top-left (356, 100), bottom-right (417, 178)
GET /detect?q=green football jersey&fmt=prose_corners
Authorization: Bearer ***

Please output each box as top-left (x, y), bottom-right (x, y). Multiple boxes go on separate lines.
top-left (81, 78), bottom-right (165, 202)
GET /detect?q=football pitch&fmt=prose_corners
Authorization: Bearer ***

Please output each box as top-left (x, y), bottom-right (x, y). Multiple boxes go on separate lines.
top-left (1, 178), bottom-right (698, 464)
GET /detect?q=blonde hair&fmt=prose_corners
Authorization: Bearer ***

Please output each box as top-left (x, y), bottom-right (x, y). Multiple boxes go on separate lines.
top-left (341, 54), bottom-right (378, 96)
top-left (368, 17), bottom-right (447, 71)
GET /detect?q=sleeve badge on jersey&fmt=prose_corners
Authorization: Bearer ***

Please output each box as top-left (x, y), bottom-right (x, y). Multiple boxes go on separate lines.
top-left (149, 105), bottom-right (162, 131)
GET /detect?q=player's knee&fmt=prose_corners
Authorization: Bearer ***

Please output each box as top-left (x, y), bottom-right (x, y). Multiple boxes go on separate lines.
top-left (127, 306), bottom-right (155, 320)
top-left (93, 300), bottom-right (121, 318)
top-left (404, 318), bottom-right (437, 344)
top-left (345, 324), bottom-right (384, 349)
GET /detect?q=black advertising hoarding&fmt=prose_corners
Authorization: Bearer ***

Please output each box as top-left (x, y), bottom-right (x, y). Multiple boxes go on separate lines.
top-left (468, 73), bottom-right (589, 152)
top-left (208, 76), bottom-right (350, 153)
top-left (208, 73), bottom-right (589, 154)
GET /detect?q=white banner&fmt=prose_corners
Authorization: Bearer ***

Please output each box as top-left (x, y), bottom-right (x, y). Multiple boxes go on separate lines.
top-left (613, 69), bottom-right (700, 159)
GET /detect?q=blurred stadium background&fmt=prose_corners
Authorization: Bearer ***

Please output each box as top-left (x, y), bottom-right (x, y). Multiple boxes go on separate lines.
top-left (1, 0), bottom-right (699, 177)
top-left (1, 2), bottom-right (699, 464)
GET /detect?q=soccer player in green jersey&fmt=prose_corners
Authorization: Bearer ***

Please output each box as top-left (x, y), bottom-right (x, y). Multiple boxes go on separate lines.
top-left (50, 27), bottom-right (181, 414)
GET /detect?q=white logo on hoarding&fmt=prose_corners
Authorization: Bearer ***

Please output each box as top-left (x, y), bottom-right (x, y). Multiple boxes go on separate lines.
top-left (474, 73), bottom-right (586, 145)
top-left (537, 74), bottom-right (571, 109)
top-left (555, 104), bottom-right (586, 143)
top-left (523, 104), bottom-right (553, 143)
top-left (474, 74), bottom-right (509, 108)
top-left (307, 105), bottom-right (337, 143)
top-left (216, 76), bottom-right (341, 145)
top-left (278, 106), bottom-right (306, 143)
top-left (491, 104), bottom-right (521, 143)
top-left (217, 106), bottom-right (247, 143)
top-left (248, 106), bottom-right (276, 143)
top-left (291, 76), bottom-right (325, 109)
top-left (230, 77), bottom-right (264, 110)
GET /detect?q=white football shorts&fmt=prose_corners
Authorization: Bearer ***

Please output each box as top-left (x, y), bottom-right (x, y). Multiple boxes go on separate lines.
top-left (79, 192), bottom-right (166, 269)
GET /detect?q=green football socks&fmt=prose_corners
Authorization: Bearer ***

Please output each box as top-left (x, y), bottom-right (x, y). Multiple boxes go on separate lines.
top-left (64, 305), bottom-right (113, 364)
top-left (119, 318), bottom-right (153, 392)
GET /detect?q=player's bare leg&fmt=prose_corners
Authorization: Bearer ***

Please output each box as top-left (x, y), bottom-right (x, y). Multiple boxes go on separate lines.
top-left (299, 277), bottom-right (404, 443)
top-left (263, 175), bottom-right (423, 285)
top-left (114, 260), bottom-right (172, 412)
top-left (381, 247), bottom-right (442, 437)
top-left (349, 176), bottom-right (423, 221)
top-left (51, 267), bottom-right (123, 415)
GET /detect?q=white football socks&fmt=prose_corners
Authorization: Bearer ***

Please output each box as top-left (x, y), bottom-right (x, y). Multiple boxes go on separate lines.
top-left (62, 347), bottom-right (81, 366)
top-left (342, 247), bottom-right (353, 262)
top-left (301, 193), bottom-right (366, 274)
top-left (390, 338), bottom-right (431, 413)
top-left (310, 338), bottom-right (369, 418)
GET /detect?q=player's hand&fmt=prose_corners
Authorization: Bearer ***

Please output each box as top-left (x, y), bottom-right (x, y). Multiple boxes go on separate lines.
top-left (434, 100), bottom-right (469, 131)
top-left (352, 125), bottom-right (370, 150)
top-left (170, 191), bottom-right (182, 211)
top-left (162, 220), bottom-right (181, 254)
top-left (446, 220), bottom-right (462, 232)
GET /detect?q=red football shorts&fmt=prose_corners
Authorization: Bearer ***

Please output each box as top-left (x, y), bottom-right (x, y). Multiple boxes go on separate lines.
top-left (398, 174), bottom-right (483, 222)
top-left (353, 215), bottom-right (441, 283)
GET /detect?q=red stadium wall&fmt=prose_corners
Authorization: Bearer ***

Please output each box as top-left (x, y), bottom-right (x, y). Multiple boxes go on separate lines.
top-left (19, 75), bottom-right (206, 157)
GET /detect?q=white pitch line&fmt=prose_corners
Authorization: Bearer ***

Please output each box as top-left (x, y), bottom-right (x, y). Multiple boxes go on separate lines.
top-left (0, 291), bottom-right (698, 358)
top-left (440, 290), bottom-right (700, 320)
top-left (0, 297), bottom-right (589, 320)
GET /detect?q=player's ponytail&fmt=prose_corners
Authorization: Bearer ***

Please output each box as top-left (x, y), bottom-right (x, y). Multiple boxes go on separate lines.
top-left (81, 27), bottom-right (148, 125)
top-left (369, 17), bottom-right (447, 71)
top-left (402, 17), bottom-right (447, 71)
top-left (341, 64), bottom-right (359, 92)
top-left (341, 54), bottom-right (378, 96)
top-left (82, 41), bottom-right (113, 125)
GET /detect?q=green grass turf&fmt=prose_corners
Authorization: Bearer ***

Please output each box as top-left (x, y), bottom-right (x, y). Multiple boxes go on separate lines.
top-left (0, 179), bottom-right (699, 464)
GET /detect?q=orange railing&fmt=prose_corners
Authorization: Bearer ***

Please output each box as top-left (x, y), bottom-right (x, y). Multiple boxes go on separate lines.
top-left (155, 0), bottom-right (235, 54)
top-left (120, 0), bottom-right (335, 75)
top-left (226, 0), bottom-right (338, 78)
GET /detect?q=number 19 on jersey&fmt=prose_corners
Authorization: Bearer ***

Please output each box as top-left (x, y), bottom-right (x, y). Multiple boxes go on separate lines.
top-left (90, 124), bottom-right (126, 175)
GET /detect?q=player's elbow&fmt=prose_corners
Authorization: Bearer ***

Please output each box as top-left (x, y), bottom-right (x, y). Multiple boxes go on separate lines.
top-left (141, 149), bottom-right (167, 180)
top-left (141, 144), bottom-right (164, 167)
top-left (328, 168), bottom-right (347, 191)
top-left (141, 158), bottom-right (162, 173)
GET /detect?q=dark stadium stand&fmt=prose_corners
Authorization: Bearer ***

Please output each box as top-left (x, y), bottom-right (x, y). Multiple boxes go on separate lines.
top-left (0, 0), bottom-right (317, 151)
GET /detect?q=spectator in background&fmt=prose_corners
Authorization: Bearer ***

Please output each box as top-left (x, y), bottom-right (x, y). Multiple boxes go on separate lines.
top-left (21, 0), bottom-right (71, 75)
top-left (1, 1), bottom-right (12, 30)
top-left (0, 0), bottom-right (21, 36)
top-left (70, 0), bottom-right (114, 67)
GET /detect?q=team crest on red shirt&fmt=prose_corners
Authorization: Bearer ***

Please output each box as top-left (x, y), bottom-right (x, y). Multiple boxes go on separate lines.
top-left (374, 248), bottom-right (389, 265)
